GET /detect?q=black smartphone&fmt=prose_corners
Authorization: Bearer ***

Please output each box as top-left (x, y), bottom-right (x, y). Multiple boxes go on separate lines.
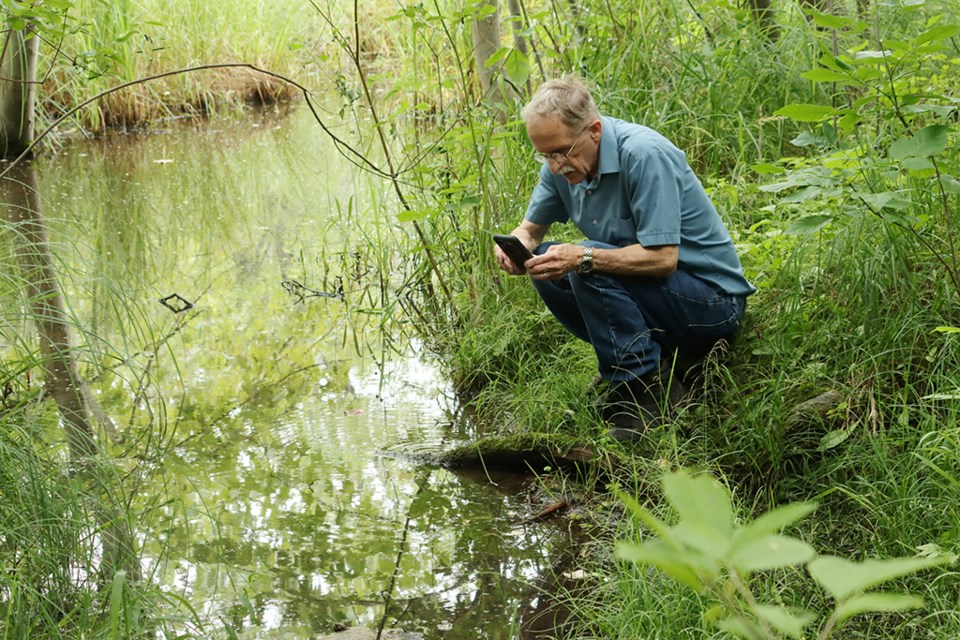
top-left (493, 234), bottom-right (534, 270)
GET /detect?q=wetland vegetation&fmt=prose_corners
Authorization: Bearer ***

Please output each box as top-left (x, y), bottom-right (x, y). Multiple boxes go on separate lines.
top-left (2, 0), bottom-right (960, 638)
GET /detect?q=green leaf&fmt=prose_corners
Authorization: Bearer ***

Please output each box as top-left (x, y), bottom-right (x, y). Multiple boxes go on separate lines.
top-left (397, 208), bottom-right (432, 223)
top-left (940, 175), bottom-right (960, 194)
top-left (914, 24), bottom-right (960, 45)
top-left (503, 48), bottom-right (530, 86)
top-left (735, 502), bottom-right (817, 542)
top-left (791, 131), bottom-right (831, 147)
top-left (775, 104), bottom-right (838, 122)
top-left (717, 616), bottom-right (766, 639)
top-left (902, 157), bottom-right (934, 171)
top-left (811, 13), bottom-right (866, 31)
top-left (728, 534), bottom-right (816, 572)
top-left (835, 592), bottom-right (925, 622)
top-left (859, 191), bottom-right (911, 211)
top-left (782, 185), bottom-right (826, 203)
top-left (786, 215), bottom-right (833, 235)
top-left (456, 195), bottom-right (483, 208)
top-left (752, 604), bottom-right (817, 639)
top-left (751, 163), bottom-right (785, 175)
top-left (808, 556), bottom-right (946, 600)
top-left (933, 326), bottom-right (960, 334)
top-left (889, 125), bottom-right (948, 160)
top-left (615, 540), bottom-right (705, 591)
top-left (802, 68), bottom-right (856, 84)
top-left (819, 429), bottom-right (852, 451)
top-left (662, 470), bottom-right (733, 555)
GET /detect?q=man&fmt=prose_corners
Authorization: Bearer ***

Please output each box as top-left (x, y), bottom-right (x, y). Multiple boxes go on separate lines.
top-left (494, 76), bottom-right (755, 441)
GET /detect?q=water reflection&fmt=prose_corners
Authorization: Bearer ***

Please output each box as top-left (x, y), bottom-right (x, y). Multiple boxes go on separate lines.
top-left (34, 108), bottom-right (567, 639)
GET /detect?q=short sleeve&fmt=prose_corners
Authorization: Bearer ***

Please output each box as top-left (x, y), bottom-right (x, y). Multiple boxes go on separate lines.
top-left (623, 147), bottom-right (682, 247)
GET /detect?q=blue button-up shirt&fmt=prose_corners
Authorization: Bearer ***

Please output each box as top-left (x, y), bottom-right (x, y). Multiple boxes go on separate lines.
top-left (525, 116), bottom-right (756, 297)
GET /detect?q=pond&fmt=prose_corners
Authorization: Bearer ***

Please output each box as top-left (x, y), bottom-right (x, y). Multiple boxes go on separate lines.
top-left (33, 105), bottom-right (574, 639)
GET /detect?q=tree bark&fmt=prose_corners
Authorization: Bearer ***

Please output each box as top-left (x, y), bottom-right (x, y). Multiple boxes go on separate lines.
top-left (0, 27), bottom-right (38, 158)
top-left (471, 0), bottom-right (516, 111)
top-left (746, 0), bottom-right (779, 41)
top-left (506, 0), bottom-right (533, 94)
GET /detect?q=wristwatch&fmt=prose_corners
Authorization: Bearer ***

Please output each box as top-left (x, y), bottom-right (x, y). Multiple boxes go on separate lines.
top-left (577, 247), bottom-right (594, 275)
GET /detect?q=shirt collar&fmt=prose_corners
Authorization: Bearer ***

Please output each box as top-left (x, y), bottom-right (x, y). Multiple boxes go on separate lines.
top-left (596, 116), bottom-right (620, 176)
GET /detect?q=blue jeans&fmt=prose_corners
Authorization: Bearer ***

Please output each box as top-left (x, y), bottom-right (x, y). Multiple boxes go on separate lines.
top-left (531, 241), bottom-right (747, 383)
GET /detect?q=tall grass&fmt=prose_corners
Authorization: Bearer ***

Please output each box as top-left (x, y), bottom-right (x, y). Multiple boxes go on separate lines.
top-left (36, 0), bottom-right (324, 132)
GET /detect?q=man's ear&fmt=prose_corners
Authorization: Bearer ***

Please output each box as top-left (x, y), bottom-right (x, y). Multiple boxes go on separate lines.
top-left (590, 119), bottom-right (602, 140)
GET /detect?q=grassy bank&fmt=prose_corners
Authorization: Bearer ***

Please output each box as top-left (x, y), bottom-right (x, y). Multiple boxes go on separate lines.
top-left (36, 0), bottom-right (354, 133)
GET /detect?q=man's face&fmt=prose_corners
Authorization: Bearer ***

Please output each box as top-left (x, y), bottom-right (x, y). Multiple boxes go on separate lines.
top-left (526, 115), bottom-right (600, 184)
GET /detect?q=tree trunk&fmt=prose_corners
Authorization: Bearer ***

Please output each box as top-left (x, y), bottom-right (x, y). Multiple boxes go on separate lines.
top-left (746, 0), bottom-right (779, 41)
top-left (471, 0), bottom-right (516, 111)
top-left (1, 163), bottom-right (140, 583)
top-left (0, 27), bottom-right (38, 158)
top-left (506, 0), bottom-right (533, 94)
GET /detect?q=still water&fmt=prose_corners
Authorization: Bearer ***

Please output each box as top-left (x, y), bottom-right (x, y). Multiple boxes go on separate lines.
top-left (35, 106), bottom-right (569, 638)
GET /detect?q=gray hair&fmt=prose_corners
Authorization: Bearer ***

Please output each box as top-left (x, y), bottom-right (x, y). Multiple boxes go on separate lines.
top-left (520, 76), bottom-right (600, 129)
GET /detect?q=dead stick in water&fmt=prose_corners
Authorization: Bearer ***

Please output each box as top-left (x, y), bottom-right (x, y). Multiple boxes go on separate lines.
top-left (522, 499), bottom-right (571, 524)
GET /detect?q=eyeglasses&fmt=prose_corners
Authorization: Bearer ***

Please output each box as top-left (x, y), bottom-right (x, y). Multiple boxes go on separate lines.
top-left (533, 125), bottom-right (590, 165)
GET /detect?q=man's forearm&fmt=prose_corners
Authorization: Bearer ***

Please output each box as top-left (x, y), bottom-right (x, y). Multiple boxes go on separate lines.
top-left (592, 243), bottom-right (678, 277)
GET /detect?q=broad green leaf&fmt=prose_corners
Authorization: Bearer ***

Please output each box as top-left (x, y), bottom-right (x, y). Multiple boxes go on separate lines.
top-left (717, 616), bottom-right (766, 639)
top-left (902, 157), bottom-right (935, 171)
top-left (728, 534), bottom-right (816, 572)
top-left (751, 163), bottom-right (785, 175)
top-left (752, 604), bottom-right (817, 639)
top-left (902, 103), bottom-right (956, 119)
top-left (859, 191), bottom-right (911, 211)
top-left (758, 180), bottom-right (796, 193)
top-left (808, 556), bottom-right (945, 600)
top-left (802, 68), bottom-right (856, 84)
top-left (819, 429), bottom-right (852, 451)
top-left (786, 215), bottom-right (833, 235)
top-left (662, 471), bottom-right (733, 553)
top-left (503, 48), bottom-right (530, 86)
top-left (774, 104), bottom-right (838, 122)
top-left (734, 502), bottom-right (817, 544)
top-left (915, 24), bottom-right (960, 45)
top-left (615, 540), bottom-right (704, 591)
top-left (790, 131), bottom-right (831, 147)
top-left (811, 13), bottom-right (866, 31)
top-left (456, 195), bottom-right (483, 208)
top-left (940, 175), bottom-right (960, 194)
top-left (397, 208), bottom-right (432, 223)
top-left (835, 592), bottom-right (924, 622)
top-left (782, 185), bottom-right (826, 203)
top-left (670, 521), bottom-right (730, 564)
top-left (889, 125), bottom-right (948, 160)
top-left (483, 46), bottom-right (508, 69)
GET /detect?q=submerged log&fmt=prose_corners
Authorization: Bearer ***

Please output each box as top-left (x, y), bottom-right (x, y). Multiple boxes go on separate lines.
top-left (435, 432), bottom-right (605, 476)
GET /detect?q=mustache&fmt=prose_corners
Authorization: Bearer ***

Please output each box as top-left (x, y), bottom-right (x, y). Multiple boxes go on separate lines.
top-left (559, 165), bottom-right (575, 175)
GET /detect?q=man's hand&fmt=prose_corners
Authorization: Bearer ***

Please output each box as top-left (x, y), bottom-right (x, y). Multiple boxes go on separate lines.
top-left (526, 243), bottom-right (582, 281)
top-left (494, 241), bottom-right (533, 275)
top-left (494, 223), bottom-right (545, 275)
